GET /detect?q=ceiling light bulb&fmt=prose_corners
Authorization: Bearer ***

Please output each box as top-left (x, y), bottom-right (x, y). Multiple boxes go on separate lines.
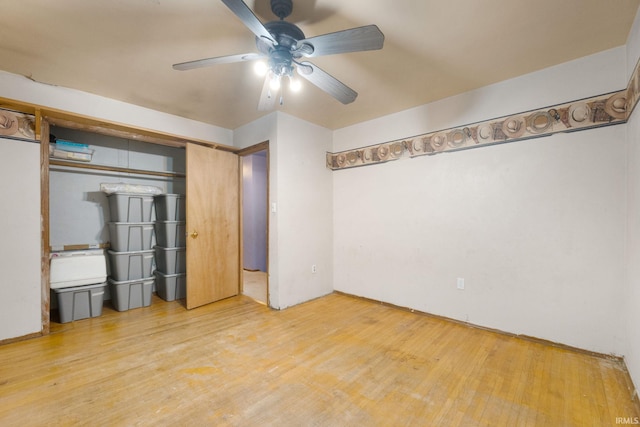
top-left (289, 77), bottom-right (301, 92)
top-left (254, 61), bottom-right (268, 76)
top-left (269, 76), bottom-right (281, 91)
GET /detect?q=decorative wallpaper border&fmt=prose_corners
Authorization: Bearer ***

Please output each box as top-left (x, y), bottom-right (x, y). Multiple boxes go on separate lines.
top-left (327, 56), bottom-right (640, 171)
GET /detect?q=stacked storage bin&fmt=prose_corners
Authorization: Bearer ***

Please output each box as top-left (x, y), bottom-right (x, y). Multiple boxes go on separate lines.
top-left (153, 194), bottom-right (187, 301)
top-left (106, 193), bottom-right (155, 311)
top-left (50, 250), bottom-right (108, 323)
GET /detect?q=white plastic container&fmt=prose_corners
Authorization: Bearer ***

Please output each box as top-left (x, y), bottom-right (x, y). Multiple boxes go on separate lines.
top-left (50, 249), bottom-right (107, 289)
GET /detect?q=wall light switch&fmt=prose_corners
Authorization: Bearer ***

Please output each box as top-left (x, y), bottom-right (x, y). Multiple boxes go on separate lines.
top-left (271, 202), bottom-right (277, 213)
top-left (457, 278), bottom-right (465, 290)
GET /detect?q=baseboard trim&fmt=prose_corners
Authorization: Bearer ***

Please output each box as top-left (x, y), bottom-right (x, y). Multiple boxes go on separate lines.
top-left (0, 330), bottom-right (44, 346)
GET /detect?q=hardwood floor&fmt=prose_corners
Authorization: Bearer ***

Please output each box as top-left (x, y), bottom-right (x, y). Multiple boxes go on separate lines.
top-left (1, 293), bottom-right (638, 426)
top-left (242, 269), bottom-right (267, 304)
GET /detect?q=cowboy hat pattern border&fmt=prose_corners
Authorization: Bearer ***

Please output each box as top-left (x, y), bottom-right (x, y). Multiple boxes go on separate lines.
top-left (327, 57), bottom-right (640, 171)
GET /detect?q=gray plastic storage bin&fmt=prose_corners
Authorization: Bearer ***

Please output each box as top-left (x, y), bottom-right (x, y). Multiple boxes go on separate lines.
top-left (108, 193), bottom-right (154, 222)
top-left (154, 246), bottom-right (186, 274)
top-left (109, 277), bottom-right (154, 311)
top-left (108, 249), bottom-right (154, 281)
top-left (53, 282), bottom-right (107, 323)
top-left (108, 222), bottom-right (155, 252)
top-left (155, 271), bottom-right (186, 301)
top-left (154, 221), bottom-right (186, 248)
top-left (154, 194), bottom-right (185, 221)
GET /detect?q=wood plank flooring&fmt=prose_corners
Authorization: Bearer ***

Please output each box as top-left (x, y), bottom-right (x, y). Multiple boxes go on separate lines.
top-left (0, 293), bottom-right (638, 426)
top-left (242, 270), bottom-right (267, 304)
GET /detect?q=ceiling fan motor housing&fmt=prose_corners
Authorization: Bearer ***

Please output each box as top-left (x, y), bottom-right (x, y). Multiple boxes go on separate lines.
top-left (270, 0), bottom-right (293, 19)
top-left (255, 20), bottom-right (307, 78)
top-left (258, 20), bottom-right (305, 51)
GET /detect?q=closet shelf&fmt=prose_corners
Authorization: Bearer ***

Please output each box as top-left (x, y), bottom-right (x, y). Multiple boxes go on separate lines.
top-left (49, 159), bottom-right (185, 178)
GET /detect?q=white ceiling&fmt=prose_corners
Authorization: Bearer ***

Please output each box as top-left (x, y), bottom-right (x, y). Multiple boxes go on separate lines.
top-left (1, 0), bottom-right (639, 130)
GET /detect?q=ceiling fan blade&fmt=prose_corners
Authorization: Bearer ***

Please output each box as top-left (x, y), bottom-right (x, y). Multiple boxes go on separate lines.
top-left (258, 74), bottom-right (278, 111)
top-left (173, 53), bottom-right (263, 71)
top-left (294, 25), bottom-right (384, 57)
top-left (297, 61), bottom-right (357, 104)
top-left (221, 0), bottom-right (274, 43)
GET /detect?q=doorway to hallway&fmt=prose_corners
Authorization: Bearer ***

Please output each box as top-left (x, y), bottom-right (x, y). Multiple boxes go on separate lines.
top-left (240, 144), bottom-right (268, 304)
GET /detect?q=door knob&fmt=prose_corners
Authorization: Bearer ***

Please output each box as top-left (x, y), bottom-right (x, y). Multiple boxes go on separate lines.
top-left (190, 230), bottom-right (198, 239)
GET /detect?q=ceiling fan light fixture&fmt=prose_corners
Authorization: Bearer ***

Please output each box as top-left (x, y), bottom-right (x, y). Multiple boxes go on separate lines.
top-left (269, 74), bottom-right (281, 91)
top-left (254, 60), bottom-right (268, 76)
top-left (289, 76), bottom-right (301, 92)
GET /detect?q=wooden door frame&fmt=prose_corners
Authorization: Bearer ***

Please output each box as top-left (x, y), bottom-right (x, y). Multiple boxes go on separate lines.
top-left (40, 117), bottom-right (51, 336)
top-left (237, 141), bottom-right (270, 305)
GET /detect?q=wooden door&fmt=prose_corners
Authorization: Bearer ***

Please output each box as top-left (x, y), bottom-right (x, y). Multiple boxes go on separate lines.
top-left (186, 144), bottom-right (239, 309)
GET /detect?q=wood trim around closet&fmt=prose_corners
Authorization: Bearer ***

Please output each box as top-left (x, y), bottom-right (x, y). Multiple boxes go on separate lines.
top-left (40, 116), bottom-right (50, 336)
top-left (236, 141), bottom-right (269, 156)
top-left (38, 107), bottom-right (234, 337)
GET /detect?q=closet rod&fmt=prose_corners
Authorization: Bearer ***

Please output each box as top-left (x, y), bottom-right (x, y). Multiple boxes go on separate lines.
top-left (49, 159), bottom-right (185, 178)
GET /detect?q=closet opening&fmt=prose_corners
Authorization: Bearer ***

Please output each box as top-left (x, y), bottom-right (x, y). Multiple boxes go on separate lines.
top-left (47, 124), bottom-right (187, 322)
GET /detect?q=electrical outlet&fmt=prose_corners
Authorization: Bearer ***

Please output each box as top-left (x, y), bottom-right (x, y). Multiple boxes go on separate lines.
top-left (457, 278), bottom-right (465, 290)
top-left (311, 264), bottom-right (317, 274)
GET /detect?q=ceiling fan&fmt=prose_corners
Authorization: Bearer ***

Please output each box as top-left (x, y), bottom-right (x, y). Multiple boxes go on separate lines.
top-left (172, 0), bottom-right (385, 110)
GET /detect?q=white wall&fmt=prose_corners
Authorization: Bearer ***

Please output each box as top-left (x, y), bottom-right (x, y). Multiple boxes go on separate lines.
top-left (626, 86), bottom-right (640, 402)
top-left (334, 47), bottom-right (627, 152)
top-left (0, 70), bottom-right (232, 146)
top-left (273, 113), bottom-right (333, 309)
top-left (333, 48), bottom-right (629, 355)
top-left (0, 138), bottom-right (42, 340)
top-left (626, 7), bottom-right (640, 80)
top-left (234, 112), bottom-right (333, 309)
top-left (624, 4), bottom-right (640, 400)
